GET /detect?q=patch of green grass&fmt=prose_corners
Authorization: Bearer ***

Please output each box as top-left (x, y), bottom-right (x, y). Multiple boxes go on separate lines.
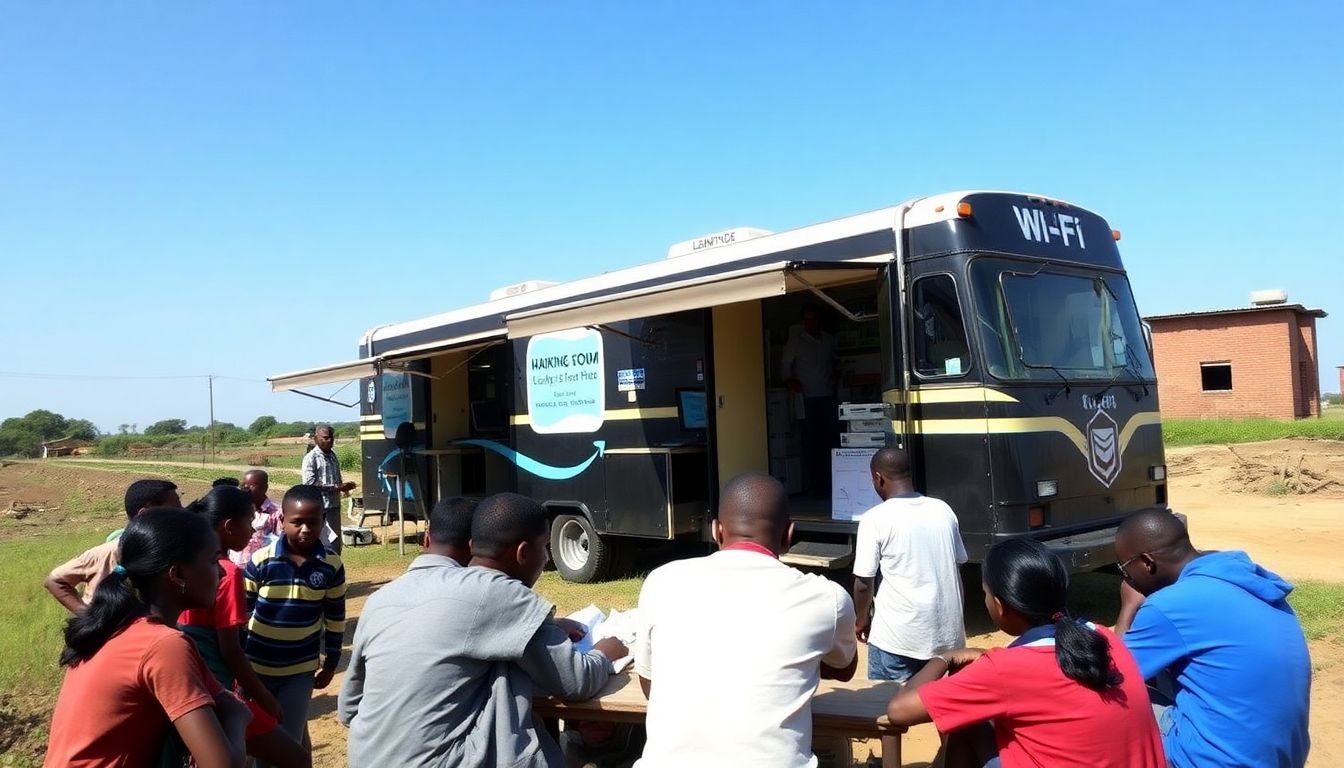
top-left (0, 525), bottom-right (104, 697)
top-left (1288, 580), bottom-right (1344, 642)
top-left (66, 461), bottom-right (298, 486)
top-left (1265, 479), bottom-right (1292, 496)
top-left (533, 573), bottom-right (645, 617)
top-left (1162, 417), bottom-right (1344, 447)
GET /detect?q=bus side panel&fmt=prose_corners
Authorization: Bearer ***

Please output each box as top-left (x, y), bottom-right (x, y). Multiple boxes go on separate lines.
top-left (914, 431), bottom-right (994, 561)
top-left (511, 312), bottom-right (709, 539)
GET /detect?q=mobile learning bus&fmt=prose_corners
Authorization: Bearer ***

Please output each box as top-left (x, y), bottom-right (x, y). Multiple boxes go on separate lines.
top-left (270, 191), bottom-right (1168, 582)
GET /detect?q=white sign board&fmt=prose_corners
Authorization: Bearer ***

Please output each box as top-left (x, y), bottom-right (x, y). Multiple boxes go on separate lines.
top-left (525, 328), bottom-right (605, 434)
top-left (831, 447), bottom-right (882, 521)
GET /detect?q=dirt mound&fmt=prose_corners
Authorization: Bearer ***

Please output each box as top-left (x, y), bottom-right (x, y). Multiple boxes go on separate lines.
top-left (1168, 439), bottom-right (1344, 498)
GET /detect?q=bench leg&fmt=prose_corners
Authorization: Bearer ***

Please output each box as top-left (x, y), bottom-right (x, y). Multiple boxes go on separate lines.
top-left (881, 734), bottom-right (901, 768)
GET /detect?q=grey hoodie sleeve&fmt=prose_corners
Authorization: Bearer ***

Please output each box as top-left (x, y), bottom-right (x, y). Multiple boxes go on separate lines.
top-left (515, 621), bottom-right (613, 701)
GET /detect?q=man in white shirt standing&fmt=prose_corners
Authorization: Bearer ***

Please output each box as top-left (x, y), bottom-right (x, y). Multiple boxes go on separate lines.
top-left (634, 473), bottom-right (858, 768)
top-left (852, 447), bottom-right (967, 768)
top-left (781, 304), bottom-right (839, 498)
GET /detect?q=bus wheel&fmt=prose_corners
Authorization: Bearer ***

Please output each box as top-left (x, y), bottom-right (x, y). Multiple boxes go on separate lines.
top-left (551, 514), bottom-right (611, 583)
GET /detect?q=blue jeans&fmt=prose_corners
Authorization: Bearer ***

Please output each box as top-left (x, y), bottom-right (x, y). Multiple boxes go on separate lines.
top-left (867, 645), bottom-right (928, 682)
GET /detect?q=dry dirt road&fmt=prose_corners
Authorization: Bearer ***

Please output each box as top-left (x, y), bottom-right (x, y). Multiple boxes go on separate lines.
top-left (3, 438), bottom-right (1341, 766)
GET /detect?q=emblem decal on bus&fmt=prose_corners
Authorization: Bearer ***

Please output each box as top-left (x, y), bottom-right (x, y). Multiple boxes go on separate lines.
top-left (1085, 409), bottom-right (1121, 487)
top-left (1012, 206), bottom-right (1086, 249)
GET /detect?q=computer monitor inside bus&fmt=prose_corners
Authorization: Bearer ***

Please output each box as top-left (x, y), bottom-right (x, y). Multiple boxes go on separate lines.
top-left (676, 388), bottom-right (708, 431)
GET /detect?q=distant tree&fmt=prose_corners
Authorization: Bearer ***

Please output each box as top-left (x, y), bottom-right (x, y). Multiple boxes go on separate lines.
top-left (249, 415), bottom-right (278, 434)
top-left (144, 418), bottom-right (188, 436)
top-left (20, 409), bottom-right (68, 441)
top-left (1325, 392), bottom-right (1342, 406)
top-left (65, 419), bottom-right (99, 441)
top-left (117, 423), bottom-right (132, 435)
top-left (0, 423), bottom-right (42, 457)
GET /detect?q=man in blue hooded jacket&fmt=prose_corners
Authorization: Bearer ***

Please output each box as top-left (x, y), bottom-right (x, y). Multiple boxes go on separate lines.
top-left (1115, 510), bottom-right (1310, 768)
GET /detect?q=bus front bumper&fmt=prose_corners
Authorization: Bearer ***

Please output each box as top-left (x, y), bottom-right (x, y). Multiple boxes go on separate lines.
top-left (1038, 525), bottom-right (1120, 572)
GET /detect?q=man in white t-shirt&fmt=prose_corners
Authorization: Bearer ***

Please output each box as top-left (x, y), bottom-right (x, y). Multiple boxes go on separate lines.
top-left (852, 448), bottom-right (966, 765)
top-left (634, 473), bottom-right (858, 768)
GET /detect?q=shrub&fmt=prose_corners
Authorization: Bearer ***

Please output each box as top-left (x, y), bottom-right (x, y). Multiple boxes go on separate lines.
top-left (337, 444), bottom-right (360, 472)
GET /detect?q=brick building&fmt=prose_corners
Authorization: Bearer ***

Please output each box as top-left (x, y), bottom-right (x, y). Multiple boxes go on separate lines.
top-left (1145, 304), bottom-right (1326, 420)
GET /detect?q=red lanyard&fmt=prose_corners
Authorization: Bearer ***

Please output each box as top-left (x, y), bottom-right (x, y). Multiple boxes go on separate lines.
top-left (721, 541), bottom-right (777, 558)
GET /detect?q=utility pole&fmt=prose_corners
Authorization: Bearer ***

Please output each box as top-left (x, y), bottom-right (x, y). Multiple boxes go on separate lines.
top-left (208, 375), bottom-right (216, 463)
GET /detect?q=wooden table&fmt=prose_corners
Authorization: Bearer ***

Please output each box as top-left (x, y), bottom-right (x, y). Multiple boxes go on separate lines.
top-left (534, 669), bottom-right (905, 762)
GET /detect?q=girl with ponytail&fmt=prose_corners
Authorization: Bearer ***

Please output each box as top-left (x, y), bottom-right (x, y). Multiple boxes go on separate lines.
top-left (44, 507), bottom-right (251, 768)
top-left (179, 486), bottom-right (310, 768)
top-left (886, 538), bottom-right (1165, 768)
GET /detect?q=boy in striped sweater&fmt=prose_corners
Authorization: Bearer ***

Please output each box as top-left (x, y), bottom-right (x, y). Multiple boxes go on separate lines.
top-left (244, 484), bottom-right (347, 751)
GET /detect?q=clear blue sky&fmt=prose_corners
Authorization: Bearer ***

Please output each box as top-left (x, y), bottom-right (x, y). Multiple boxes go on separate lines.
top-left (2, 2), bottom-right (1340, 432)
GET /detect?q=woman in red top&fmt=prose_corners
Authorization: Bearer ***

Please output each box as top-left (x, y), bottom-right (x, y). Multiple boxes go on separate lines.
top-left (887, 538), bottom-right (1165, 768)
top-left (181, 485), bottom-right (310, 768)
top-left (45, 507), bottom-right (251, 768)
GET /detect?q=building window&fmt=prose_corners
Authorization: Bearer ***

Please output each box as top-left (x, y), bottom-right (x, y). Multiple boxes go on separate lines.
top-left (1201, 362), bottom-right (1233, 392)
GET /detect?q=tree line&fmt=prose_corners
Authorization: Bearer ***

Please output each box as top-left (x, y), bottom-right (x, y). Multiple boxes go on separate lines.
top-left (0, 410), bottom-right (357, 458)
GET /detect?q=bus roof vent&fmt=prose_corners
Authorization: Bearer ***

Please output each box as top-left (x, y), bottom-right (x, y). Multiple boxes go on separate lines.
top-left (1250, 289), bottom-right (1288, 306)
top-left (489, 280), bottom-right (558, 302)
top-left (667, 227), bottom-right (773, 259)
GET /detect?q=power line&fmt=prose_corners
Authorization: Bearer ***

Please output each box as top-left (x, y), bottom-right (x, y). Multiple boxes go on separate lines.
top-left (0, 370), bottom-right (266, 383)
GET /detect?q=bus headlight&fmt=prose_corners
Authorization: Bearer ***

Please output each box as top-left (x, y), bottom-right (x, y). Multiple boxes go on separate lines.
top-left (1035, 479), bottom-right (1059, 498)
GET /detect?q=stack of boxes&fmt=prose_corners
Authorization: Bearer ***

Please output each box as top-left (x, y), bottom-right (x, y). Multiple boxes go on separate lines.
top-left (838, 402), bottom-right (896, 448)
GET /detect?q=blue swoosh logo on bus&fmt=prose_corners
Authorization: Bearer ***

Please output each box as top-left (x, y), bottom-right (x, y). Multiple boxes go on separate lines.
top-left (452, 439), bottom-right (606, 481)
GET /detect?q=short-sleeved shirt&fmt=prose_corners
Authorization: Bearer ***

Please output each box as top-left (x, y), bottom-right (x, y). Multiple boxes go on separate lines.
top-left (634, 548), bottom-right (858, 768)
top-left (179, 558), bottom-right (249, 686)
top-left (301, 447), bottom-right (343, 508)
top-left (853, 493), bottom-right (967, 659)
top-left (918, 626), bottom-right (1165, 768)
top-left (47, 540), bottom-right (121, 605)
top-left (44, 617), bottom-right (224, 768)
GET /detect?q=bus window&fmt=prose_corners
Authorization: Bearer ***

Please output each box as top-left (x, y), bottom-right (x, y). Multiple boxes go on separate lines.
top-left (912, 274), bottom-right (970, 378)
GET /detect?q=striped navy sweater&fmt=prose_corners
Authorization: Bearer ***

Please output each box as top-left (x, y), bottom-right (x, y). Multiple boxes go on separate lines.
top-left (243, 536), bottom-right (346, 676)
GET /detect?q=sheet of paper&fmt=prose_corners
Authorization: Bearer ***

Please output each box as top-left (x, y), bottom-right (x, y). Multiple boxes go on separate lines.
top-left (566, 604), bottom-right (606, 654)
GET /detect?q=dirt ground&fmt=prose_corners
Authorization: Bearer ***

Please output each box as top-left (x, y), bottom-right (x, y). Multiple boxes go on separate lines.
top-left (2, 439), bottom-right (1342, 766)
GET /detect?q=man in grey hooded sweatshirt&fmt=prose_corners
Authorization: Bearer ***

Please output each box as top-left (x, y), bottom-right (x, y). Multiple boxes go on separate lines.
top-left (1115, 510), bottom-right (1310, 768)
top-left (339, 493), bottom-right (627, 766)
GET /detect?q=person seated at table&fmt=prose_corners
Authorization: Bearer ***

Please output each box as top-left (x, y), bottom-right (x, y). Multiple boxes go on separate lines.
top-left (338, 492), bottom-right (628, 767)
top-left (886, 538), bottom-right (1164, 768)
top-left (633, 472), bottom-right (858, 768)
top-left (422, 495), bottom-right (477, 566)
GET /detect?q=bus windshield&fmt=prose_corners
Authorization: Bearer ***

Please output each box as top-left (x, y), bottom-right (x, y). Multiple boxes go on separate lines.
top-left (970, 258), bottom-right (1156, 382)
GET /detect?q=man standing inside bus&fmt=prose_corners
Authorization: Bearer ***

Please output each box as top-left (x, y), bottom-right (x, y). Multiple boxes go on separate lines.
top-left (781, 304), bottom-right (839, 498)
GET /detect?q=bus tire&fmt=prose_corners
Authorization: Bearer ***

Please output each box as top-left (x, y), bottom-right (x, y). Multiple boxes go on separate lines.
top-left (550, 514), bottom-right (611, 583)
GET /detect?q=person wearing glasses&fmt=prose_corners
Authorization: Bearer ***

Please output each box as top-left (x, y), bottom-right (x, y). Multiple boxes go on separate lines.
top-left (1114, 510), bottom-right (1311, 768)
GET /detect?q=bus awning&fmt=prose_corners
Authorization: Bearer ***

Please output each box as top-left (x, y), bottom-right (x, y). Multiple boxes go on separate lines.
top-left (268, 358), bottom-right (378, 393)
top-left (268, 329), bottom-right (506, 393)
top-left (504, 261), bottom-right (883, 339)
